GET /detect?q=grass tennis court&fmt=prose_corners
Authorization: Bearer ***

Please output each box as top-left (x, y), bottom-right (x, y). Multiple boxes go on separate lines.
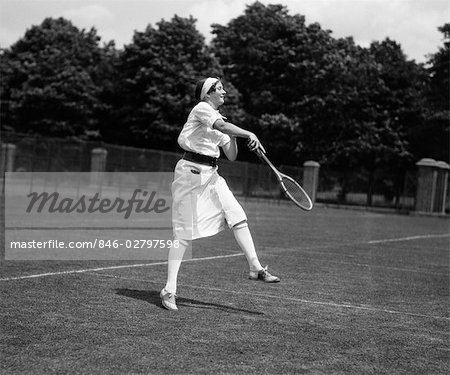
top-left (1, 200), bottom-right (449, 374)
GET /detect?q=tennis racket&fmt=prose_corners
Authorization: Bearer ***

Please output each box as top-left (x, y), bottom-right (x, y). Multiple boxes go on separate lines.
top-left (254, 148), bottom-right (313, 211)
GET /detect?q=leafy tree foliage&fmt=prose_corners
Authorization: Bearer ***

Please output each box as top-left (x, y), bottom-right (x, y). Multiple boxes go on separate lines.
top-left (108, 15), bottom-right (243, 150)
top-left (0, 18), bottom-right (114, 138)
top-left (331, 38), bottom-right (428, 203)
top-left (211, 2), bottom-right (428, 173)
top-left (428, 24), bottom-right (450, 111)
top-left (211, 2), bottom-right (357, 163)
top-left (365, 39), bottom-right (427, 167)
top-left (0, 3), bottom-right (446, 173)
top-left (409, 23), bottom-right (449, 162)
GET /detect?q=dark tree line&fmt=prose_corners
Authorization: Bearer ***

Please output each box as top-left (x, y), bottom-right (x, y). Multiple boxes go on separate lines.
top-left (1, 2), bottom-right (448, 172)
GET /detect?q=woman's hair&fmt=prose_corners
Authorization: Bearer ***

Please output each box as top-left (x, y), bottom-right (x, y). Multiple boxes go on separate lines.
top-left (195, 77), bottom-right (220, 101)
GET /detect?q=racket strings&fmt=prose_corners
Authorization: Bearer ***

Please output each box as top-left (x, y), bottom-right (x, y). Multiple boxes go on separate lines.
top-left (281, 177), bottom-right (312, 209)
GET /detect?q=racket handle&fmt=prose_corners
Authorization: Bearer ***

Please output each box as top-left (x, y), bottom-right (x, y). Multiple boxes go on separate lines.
top-left (254, 147), bottom-right (265, 161)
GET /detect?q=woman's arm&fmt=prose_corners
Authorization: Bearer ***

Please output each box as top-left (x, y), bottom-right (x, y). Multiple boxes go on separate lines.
top-left (221, 137), bottom-right (238, 161)
top-left (213, 119), bottom-right (265, 152)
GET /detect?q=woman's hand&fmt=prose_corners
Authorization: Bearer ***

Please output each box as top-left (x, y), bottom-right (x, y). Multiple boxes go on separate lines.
top-left (212, 119), bottom-right (266, 153)
top-left (247, 133), bottom-right (266, 153)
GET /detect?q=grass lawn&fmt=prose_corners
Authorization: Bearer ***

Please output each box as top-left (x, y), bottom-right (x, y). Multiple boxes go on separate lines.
top-left (1, 202), bottom-right (449, 374)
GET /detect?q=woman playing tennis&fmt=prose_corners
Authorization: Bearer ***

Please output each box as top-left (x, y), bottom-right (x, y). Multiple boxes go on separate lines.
top-left (160, 77), bottom-right (280, 311)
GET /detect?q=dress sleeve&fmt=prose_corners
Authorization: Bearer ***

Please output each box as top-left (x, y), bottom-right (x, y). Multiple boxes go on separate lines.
top-left (218, 134), bottom-right (231, 146)
top-left (194, 102), bottom-right (222, 128)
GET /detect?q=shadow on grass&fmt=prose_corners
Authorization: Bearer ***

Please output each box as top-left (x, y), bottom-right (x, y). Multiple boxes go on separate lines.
top-left (115, 288), bottom-right (264, 315)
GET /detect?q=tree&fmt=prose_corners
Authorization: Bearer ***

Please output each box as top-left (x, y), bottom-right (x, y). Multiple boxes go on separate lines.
top-left (211, 2), bottom-right (347, 163)
top-left (211, 1), bottom-right (421, 172)
top-left (409, 24), bottom-right (449, 162)
top-left (0, 17), bottom-right (114, 138)
top-left (108, 15), bottom-right (243, 150)
top-left (330, 39), bottom-right (427, 205)
top-left (368, 38), bottom-right (427, 164)
top-left (428, 24), bottom-right (449, 111)
top-left (211, 2), bottom-right (431, 205)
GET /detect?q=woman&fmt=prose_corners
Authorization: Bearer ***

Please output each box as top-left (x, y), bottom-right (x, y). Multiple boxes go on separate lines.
top-left (161, 77), bottom-right (280, 311)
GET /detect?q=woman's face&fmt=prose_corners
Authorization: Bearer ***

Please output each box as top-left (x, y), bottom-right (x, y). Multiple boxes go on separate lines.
top-left (209, 81), bottom-right (226, 107)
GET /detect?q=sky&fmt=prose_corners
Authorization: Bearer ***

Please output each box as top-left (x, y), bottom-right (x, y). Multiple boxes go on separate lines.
top-left (0, 0), bottom-right (449, 63)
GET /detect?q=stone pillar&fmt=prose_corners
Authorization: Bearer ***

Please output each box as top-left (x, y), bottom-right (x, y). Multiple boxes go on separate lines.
top-left (303, 161), bottom-right (320, 203)
top-left (1, 143), bottom-right (16, 174)
top-left (415, 158), bottom-right (438, 213)
top-left (433, 161), bottom-right (450, 214)
top-left (1, 144), bottom-right (16, 191)
top-left (90, 148), bottom-right (107, 187)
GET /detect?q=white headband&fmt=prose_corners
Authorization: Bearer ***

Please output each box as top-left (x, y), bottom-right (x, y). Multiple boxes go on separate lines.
top-left (200, 77), bottom-right (218, 100)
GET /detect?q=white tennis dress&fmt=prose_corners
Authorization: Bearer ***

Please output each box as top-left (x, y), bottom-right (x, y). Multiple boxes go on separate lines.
top-left (172, 102), bottom-right (247, 240)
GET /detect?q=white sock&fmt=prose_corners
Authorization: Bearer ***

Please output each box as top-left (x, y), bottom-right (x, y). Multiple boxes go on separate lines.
top-left (164, 239), bottom-right (190, 294)
top-left (233, 224), bottom-right (262, 272)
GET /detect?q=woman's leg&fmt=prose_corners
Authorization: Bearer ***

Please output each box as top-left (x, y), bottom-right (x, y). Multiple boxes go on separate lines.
top-left (164, 238), bottom-right (190, 293)
top-left (161, 238), bottom-right (191, 310)
top-left (214, 176), bottom-right (280, 283)
top-left (232, 220), bottom-right (262, 272)
top-left (232, 220), bottom-right (280, 283)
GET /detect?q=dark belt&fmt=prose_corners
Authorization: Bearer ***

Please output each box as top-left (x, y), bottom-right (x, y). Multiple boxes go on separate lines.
top-left (183, 151), bottom-right (218, 167)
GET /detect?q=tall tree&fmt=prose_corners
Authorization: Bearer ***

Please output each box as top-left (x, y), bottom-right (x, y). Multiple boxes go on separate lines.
top-left (0, 17), bottom-right (114, 138)
top-left (211, 2), bottom-right (432, 204)
top-left (211, 1), bottom-right (419, 171)
top-left (428, 24), bottom-right (450, 112)
top-left (109, 15), bottom-right (243, 150)
top-left (211, 2), bottom-right (343, 163)
top-left (409, 24), bottom-right (449, 162)
top-left (368, 38), bottom-right (427, 165)
top-left (212, 2), bottom-right (425, 170)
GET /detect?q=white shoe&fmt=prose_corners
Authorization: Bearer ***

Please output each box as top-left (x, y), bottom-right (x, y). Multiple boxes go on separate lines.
top-left (160, 288), bottom-right (178, 311)
top-left (249, 266), bottom-right (280, 283)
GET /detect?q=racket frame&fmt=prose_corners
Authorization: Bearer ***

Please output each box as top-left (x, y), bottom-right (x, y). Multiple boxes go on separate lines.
top-left (255, 148), bottom-right (313, 211)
